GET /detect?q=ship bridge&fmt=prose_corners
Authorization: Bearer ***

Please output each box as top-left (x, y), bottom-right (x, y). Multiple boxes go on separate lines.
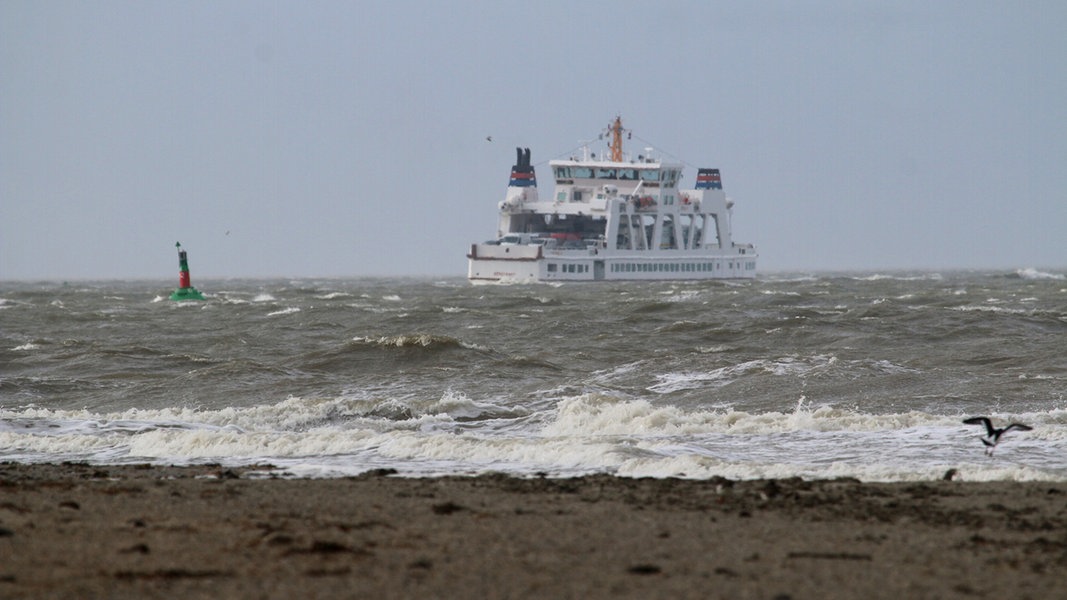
top-left (544, 156), bottom-right (684, 213)
top-left (550, 160), bottom-right (682, 192)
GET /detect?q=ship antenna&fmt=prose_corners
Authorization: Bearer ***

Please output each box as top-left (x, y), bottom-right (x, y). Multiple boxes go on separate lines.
top-left (606, 116), bottom-right (626, 162)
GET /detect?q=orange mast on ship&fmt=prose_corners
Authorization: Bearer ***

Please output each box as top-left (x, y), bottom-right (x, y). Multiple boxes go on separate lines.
top-left (606, 116), bottom-right (627, 162)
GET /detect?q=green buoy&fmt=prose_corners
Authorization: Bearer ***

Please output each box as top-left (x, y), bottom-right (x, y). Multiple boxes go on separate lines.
top-left (169, 242), bottom-right (206, 301)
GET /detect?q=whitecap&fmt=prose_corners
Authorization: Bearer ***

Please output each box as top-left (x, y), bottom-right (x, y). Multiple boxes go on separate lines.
top-left (267, 307), bottom-right (300, 317)
top-left (1016, 267), bottom-right (1065, 280)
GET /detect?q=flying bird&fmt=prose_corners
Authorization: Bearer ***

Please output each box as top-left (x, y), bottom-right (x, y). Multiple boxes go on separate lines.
top-left (486, 135), bottom-right (493, 142)
top-left (963, 417), bottom-right (1032, 456)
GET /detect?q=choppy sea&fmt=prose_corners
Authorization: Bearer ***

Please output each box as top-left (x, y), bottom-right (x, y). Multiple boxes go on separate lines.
top-left (2, 269), bottom-right (1065, 482)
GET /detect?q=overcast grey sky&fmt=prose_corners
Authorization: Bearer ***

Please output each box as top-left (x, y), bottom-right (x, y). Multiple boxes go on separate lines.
top-left (2, 1), bottom-right (1065, 280)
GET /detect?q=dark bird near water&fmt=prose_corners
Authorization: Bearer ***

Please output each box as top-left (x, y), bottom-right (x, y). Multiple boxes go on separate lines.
top-left (963, 417), bottom-right (1032, 456)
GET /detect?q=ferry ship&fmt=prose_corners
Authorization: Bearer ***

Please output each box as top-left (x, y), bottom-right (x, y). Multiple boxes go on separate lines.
top-left (467, 117), bottom-right (757, 283)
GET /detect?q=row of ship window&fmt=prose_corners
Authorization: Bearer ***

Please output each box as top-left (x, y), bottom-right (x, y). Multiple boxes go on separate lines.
top-left (546, 262), bottom-right (757, 274)
top-left (547, 263), bottom-right (589, 273)
top-left (612, 262), bottom-right (746, 273)
top-left (553, 166), bottom-right (680, 184)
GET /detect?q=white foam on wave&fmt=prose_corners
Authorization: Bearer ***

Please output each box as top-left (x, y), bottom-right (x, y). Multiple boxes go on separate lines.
top-left (660, 289), bottom-right (702, 302)
top-left (5, 395), bottom-right (1060, 440)
top-left (851, 272), bottom-right (944, 282)
top-left (267, 307), bottom-right (301, 317)
top-left (350, 334), bottom-right (490, 353)
top-left (0, 429), bottom-right (128, 458)
top-left (423, 389), bottom-right (524, 421)
top-left (375, 430), bottom-right (620, 473)
top-left (950, 304), bottom-right (1031, 316)
top-left (545, 397), bottom-right (1064, 439)
top-left (125, 427), bottom-right (379, 459)
top-left (0, 390), bottom-right (519, 437)
top-left (1016, 267), bottom-right (1064, 280)
top-left (3, 396), bottom-right (1065, 482)
top-left (648, 355), bottom-right (845, 394)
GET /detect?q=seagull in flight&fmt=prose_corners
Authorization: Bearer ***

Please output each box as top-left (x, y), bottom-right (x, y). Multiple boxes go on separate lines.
top-left (963, 417), bottom-right (1032, 456)
top-left (486, 135), bottom-right (493, 142)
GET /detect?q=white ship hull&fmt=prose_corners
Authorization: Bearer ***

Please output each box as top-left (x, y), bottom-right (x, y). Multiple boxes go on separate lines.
top-left (468, 246), bottom-right (756, 283)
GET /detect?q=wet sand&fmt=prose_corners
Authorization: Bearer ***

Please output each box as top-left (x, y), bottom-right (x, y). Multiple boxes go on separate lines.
top-left (1, 463), bottom-right (1065, 599)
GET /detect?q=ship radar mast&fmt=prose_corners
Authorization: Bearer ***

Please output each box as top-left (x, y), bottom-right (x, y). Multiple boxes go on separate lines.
top-left (605, 116), bottom-right (629, 162)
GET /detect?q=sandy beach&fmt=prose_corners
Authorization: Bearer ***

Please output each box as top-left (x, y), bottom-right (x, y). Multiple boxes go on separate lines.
top-left (1, 463), bottom-right (1064, 599)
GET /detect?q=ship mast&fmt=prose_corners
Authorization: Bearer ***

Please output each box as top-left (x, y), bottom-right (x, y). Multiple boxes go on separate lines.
top-left (607, 116), bottom-right (626, 162)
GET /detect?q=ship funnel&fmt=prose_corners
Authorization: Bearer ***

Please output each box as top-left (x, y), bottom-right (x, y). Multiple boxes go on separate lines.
top-left (695, 168), bottom-right (723, 190)
top-left (508, 147), bottom-right (537, 188)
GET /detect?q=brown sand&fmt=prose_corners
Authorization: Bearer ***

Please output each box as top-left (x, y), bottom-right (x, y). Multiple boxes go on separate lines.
top-left (1, 463), bottom-right (1065, 599)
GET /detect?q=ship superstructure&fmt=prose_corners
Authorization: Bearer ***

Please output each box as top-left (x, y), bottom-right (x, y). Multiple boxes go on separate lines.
top-left (467, 118), bottom-right (757, 283)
